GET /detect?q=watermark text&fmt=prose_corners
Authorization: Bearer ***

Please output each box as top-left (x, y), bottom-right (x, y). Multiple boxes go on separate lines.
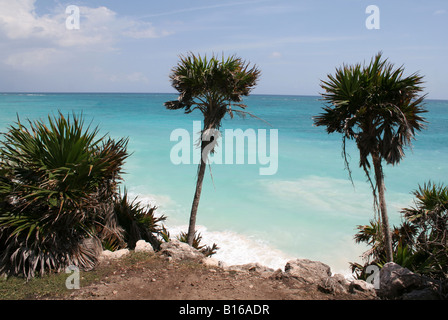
top-left (170, 121), bottom-right (278, 176)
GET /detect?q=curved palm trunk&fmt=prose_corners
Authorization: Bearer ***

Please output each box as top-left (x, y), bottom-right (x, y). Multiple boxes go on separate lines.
top-left (371, 152), bottom-right (394, 262)
top-left (187, 139), bottom-right (208, 246)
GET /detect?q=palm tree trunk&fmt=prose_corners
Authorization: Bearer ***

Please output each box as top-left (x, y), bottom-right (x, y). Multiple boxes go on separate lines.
top-left (371, 152), bottom-right (394, 262)
top-left (187, 140), bottom-right (207, 246)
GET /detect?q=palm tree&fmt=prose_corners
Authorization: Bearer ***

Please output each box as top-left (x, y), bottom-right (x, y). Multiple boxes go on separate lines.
top-left (313, 52), bottom-right (427, 262)
top-left (165, 53), bottom-right (261, 246)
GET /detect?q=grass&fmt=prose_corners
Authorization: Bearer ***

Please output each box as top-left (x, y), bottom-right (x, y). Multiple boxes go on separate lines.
top-left (0, 266), bottom-right (109, 300)
top-left (0, 252), bottom-right (149, 300)
top-left (0, 251), bottom-right (205, 300)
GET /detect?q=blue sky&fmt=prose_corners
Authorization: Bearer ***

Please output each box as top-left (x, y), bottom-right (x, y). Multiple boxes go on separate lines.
top-left (0, 0), bottom-right (447, 98)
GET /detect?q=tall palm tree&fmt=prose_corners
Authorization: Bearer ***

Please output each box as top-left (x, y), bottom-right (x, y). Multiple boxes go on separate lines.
top-left (165, 53), bottom-right (261, 246)
top-left (313, 52), bottom-right (427, 262)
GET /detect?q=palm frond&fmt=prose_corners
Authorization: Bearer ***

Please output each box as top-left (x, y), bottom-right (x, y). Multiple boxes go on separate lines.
top-left (0, 112), bottom-right (129, 279)
top-left (165, 52), bottom-right (261, 130)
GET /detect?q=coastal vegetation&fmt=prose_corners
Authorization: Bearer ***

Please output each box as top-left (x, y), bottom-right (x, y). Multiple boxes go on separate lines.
top-left (314, 52), bottom-right (427, 262)
top-left (352, 182), bottom-right (448, 281)
top-left (0, 112), bottom-right (217, 280)
top-left (164, 53), bottom-right (261, 246)
top-left (0, 52), bottom-right (446, 300)
top-left (0, 113), bottom-right (166, 279)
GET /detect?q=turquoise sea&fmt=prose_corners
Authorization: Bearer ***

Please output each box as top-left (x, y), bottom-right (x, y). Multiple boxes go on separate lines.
top-left (1, 93), bottom-right (447, 275)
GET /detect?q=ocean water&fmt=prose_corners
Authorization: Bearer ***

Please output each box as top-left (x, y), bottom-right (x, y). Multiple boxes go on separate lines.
top-left (1, 93), bottom-right (447, 275)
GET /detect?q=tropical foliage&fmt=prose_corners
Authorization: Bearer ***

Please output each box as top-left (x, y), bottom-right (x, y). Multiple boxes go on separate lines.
top-left (175, 231), bottom-right (219, 257)
top-left (165, 53), bottom-right (261, 246)
top-left (0, 111), bottom-right (219, 279)
top-left (314, 52), bottom-right (427, 262)
top-left (160, 227), bottom-right (219, 258)
top-left (0, 112), bottom-right (129, 278)
top-left (113, 189), bottom-right (167, 251)
top-left (352, 182), bottom-right (448, 280)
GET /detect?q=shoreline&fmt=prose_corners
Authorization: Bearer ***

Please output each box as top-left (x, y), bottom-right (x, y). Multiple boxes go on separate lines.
top-left (130, 191), bottom-right (362, 278)
top-left (164, 223), bottom-right (358, 279)
top-left (129, 191), bottom-right (362, 278)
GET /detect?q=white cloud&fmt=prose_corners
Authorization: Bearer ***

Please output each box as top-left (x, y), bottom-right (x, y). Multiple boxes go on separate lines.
top-left (433, 9), bottom-right (446, 15)
top-left (0, 0), bottom-right (171, 81)
top-left (0, 0), bottom-right (42, 39)
top-left (92, 67), bottom-right (150, 85)
top-left (0, 1), bottom-right (171, 46)
top-left (269, 51), bottom-right (282, 59)
top-left (139, 0), bottom-right (270, 18)
top-left (0, 0), bottom-right (171, 92)
top-left (126, 72), bottom-right (150, 83)
top-left (122, 22), bottom-right (173, 39)
top-left (4, 48), bottom-right (61, 68)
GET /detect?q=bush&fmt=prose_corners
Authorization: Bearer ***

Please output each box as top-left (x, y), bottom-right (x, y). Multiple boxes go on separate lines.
top-left (112, 190), bottom-right (167, 251)
top-left (0, 112), bottom-right (129, 279)
top-left (175, 231), bottom-right (219, 257)
top-left (160, 227), bottom-right (219, 257)
top-left (351, 182), bottom-right (448, 280)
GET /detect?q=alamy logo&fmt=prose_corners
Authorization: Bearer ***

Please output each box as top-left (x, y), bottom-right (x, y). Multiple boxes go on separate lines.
top-left (365, 5), bottom-right (380, 30)
top-left (65, 265), bottom-right (80, 290)
top-left (366, 265), bottom-right (380, 289)
top-left (170, 121), bottom-right (278, 176)
top-left (66, 5), bottom-right (80, 30)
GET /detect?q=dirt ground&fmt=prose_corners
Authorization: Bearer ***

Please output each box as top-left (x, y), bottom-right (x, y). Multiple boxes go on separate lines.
top-left (66, 253), bottom-right (375, 301)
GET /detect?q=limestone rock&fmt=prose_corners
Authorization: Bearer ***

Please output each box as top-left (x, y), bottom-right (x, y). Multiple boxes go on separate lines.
top-left (100, 249), bottom-right (130, 260)
top-left (319, 273), bottom-right (351, 294)
top-left (159, 239), bottom-right (205, 261)
top-left (284, 259), bottom-right (332, 285)
top-left (202, 257), bottom-right (227, 268)
top-left (268, 268), bottom-right (285, 280)
top-left (134, 240), bottom-right (155, 254)
top-left (226, 263), bottom-right (274, 273)
top-left (377, 262), bottom-right (422, 299)
top-left (377, 262), bottom-right (441, 300)
top-left (349, 279), bottom-right (376, 294)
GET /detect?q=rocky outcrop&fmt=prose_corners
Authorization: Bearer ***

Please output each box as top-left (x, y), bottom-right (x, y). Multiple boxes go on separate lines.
top-left (212, 258), bottom-right (375, 299)
top-left (159, 239), bottom-right (205, 261)
top-left (100, 248), bottom-right (130, 260)
top-left (134, 240), bottom-right (155, 254)
top-left (97, 239), bottom-right (447, 300)
top-left (284, 259), bottom-right (332, 285)
top-left (157, 244), bottom-right (378, 299)
top-left (92, 238), bottom-right (447, 300)
top-left (225, 263), bottom-right (275, 279)
top-left (377, 262), bottom-right (443, 300)
top-left (277, 259), bottom-right (376, 299)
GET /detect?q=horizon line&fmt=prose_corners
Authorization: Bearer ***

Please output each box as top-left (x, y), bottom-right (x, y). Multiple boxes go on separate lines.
top-left (0, 91), bottom-right (446, 101)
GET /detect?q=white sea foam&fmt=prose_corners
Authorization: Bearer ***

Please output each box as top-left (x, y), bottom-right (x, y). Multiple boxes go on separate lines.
top-left (126, 190), bottom-right (175, 209)
top-left (163, 224), bottom-right (362, 277)
top-left (126, 192), bottom-right (295, 270)
top-left (166, 225), bottom-right (294, 271)
top-left (128, 188), bottom-right (368, 276)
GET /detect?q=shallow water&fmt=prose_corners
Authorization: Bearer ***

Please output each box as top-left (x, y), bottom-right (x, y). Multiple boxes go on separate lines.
top-left (1, 93), bottom-right (447, 274)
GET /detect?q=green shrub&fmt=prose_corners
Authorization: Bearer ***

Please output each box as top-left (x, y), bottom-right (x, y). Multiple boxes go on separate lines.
top-left (176, 231), bottom-right (219, 257)
top-left (112, 189), bottom-right (167, 251)
top-left (159, 227), bottom-right (219, 257)
top-left (351, 182), bottom-right (448, 280)
top-left (0, 112), bottom-right (128, 279)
